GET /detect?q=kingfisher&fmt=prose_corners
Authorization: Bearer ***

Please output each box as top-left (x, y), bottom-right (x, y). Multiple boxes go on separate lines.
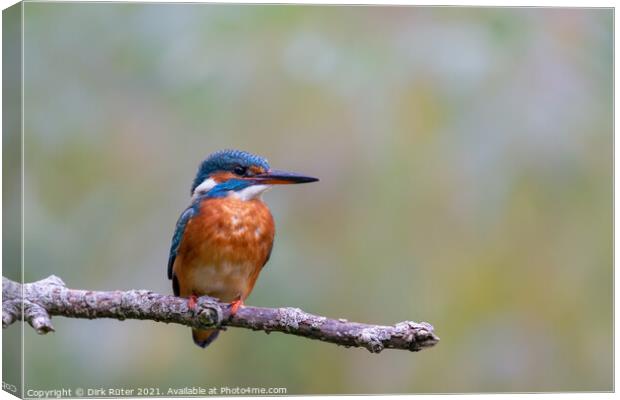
top-left (167, 149), bottom-right (318, 348)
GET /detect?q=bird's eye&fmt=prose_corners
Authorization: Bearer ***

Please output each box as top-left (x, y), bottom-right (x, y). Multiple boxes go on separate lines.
top-left (234, 166), bottom-right (248, 176)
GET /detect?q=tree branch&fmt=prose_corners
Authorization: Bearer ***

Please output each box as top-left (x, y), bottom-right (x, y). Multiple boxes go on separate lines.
top-left (2, 276), bottom-right (439, 353)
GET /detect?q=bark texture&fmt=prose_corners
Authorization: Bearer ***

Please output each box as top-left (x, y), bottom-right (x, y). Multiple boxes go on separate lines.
top-left (2, 276), bottom-right (439, 353)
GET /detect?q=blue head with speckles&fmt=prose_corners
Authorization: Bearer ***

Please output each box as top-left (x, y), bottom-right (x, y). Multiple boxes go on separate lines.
top-left (191, 150), bottom-right (318, 200)
top-left (191, 150), bottom-right (270, 193)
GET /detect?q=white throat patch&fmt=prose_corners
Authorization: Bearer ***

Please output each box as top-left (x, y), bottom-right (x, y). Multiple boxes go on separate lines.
top-left (231, 184), bottom-right (272, 201)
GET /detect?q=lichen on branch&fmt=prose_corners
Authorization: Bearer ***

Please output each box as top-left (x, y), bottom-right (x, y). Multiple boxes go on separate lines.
top-left (2, 276), bottom-right (439, 353)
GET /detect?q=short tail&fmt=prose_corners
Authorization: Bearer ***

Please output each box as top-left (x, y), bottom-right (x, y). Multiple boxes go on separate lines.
top-left (192, 328), bottom-right (220, 348)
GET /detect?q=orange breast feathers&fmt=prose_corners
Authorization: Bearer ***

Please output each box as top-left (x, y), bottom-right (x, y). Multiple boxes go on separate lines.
top-left (172, 197), bottom-right (275, 303)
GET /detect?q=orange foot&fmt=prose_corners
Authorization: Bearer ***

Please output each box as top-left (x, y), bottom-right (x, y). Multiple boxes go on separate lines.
top-left (188, 294), bottom-right (198, 311)
top-left (230, 298), bottom-right (244, 316)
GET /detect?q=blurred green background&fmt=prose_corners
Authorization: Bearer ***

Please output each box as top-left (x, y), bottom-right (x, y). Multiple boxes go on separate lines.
top-left (9, 3), bottom-right (614, 394)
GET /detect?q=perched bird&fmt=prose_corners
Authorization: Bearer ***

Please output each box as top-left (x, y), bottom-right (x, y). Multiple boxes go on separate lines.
top-left (168, 149), bottom-right (318, 348)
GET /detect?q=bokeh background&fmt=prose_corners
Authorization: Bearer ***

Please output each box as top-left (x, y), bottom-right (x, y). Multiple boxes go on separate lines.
top-left (7, 3), bottom-right (614, 394)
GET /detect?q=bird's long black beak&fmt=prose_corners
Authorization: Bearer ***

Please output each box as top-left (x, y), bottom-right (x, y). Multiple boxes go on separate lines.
top-left (253, 169), bottom-right (319, 185)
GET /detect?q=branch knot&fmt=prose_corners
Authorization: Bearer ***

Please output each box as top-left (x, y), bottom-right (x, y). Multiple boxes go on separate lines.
top-left (194, 296), bottom-right (222, 328)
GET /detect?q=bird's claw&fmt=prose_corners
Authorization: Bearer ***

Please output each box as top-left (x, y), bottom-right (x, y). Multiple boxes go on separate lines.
top-left (229, 298), bottom-right (244, 316)
top-left (188, 294), bottom-right (198, 312)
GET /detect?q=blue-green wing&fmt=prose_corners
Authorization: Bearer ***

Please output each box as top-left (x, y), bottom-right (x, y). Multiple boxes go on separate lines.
top-left (167, 206), bottom-right (195, 284)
